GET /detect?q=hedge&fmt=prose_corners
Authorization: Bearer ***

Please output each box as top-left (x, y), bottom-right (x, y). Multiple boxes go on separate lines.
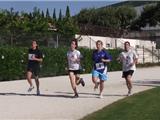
top-left (0, 47), bottom-right (121, 81)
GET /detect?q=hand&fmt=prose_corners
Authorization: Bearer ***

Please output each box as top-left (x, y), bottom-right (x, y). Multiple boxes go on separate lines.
top-left (32, 55), bottom-right (41, 61)
top-left (65, 67), bottom-right (68, 71)
top-left (71, 58), bottom-right (80, 64)
top-left (31, 55), bottom-right (37, 60)
top-left (129, 62), bottom-right (134, 67)
top-left (117, 58), bottom-right (121, 63)
top-left (101, 58), bottom-right (106, 62)
top-left (70, 57), bottom-right (76, 62)
top-left (101, 59), bottom-right (110, 63)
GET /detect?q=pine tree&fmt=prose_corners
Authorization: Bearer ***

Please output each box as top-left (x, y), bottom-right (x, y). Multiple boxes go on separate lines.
top-left (53, 8), bottom-right (56, 20)
top-left (41, 11), bottom-right (44, 18)
top-left (46, 8), bottom-right (50, 18)
top-left (66, 5), bottom-right (70, 18)
top-left (58, 9), bottom-right (62, 21)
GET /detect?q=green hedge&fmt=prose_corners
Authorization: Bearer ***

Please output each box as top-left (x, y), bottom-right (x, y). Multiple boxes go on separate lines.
top-left (0, 47), bottom-right (121, 81)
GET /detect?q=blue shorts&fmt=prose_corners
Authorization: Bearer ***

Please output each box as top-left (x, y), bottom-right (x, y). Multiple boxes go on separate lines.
top-left (92, 70), bottom-right (108, 81)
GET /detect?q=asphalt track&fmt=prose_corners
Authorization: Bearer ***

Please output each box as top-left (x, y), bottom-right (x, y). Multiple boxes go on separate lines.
top-left (0, 67), bottom-right (159, 120)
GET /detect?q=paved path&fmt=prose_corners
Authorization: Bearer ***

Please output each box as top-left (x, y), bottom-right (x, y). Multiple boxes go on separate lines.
top-left (0, 67), bottom-right (160, 120)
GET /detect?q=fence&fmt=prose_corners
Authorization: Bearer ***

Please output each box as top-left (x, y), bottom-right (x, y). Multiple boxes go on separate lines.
top-left (136, 46), bottom-right (160, 64)
top-left (0, 31), bottom-right (73, 48)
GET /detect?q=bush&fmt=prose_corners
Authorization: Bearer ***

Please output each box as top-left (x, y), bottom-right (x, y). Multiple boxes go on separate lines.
top-left (0, 47), bottom-right (122, 81)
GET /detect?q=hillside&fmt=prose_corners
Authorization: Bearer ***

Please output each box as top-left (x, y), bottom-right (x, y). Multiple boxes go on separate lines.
top-left (107, 1), bottom-right (157, 7)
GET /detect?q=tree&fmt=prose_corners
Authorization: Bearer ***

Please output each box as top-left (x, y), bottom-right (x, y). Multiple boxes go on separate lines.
top-left (58, 9), bottom-right (62, 21)
top-left (131, 2), bottom-right (160, 30)
top-left (41, 11), bottom-right (44, 18)
top-left (74, 6), bottom-right (136, 37)
top-left (65, 5), bottom-right (70, 19)
top-left (116, 6), bottom-right (136, 30)
top-left (75, 8), bottom-right (95, 24)
top-left (46, 8), bottom-right (50, 19)
top-left (53, 8), bottom-right (56, 20)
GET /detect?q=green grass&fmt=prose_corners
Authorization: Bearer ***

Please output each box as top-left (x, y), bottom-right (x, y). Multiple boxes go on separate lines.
top-left (81, 87), bottom-right (160, 120)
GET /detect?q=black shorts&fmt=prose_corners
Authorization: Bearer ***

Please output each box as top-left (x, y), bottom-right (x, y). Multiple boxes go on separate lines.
top-left (27, 65), bottom-right (40, 76)
top-left (122, 70), bottom-right (134, 78)
top-left (68, 70), bottom-right (80, 75)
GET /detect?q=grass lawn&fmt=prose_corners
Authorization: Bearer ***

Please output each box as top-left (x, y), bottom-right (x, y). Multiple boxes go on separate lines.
top-left (81, 87), bottom-right (160, 120)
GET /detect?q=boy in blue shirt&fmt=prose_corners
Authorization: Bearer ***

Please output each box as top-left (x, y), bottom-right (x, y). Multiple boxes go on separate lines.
top-left (92, 40), bottom-right (112, 98)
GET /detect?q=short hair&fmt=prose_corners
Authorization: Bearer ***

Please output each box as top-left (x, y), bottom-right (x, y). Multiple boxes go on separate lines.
top-left (124, 41), bottom-right (130, 46)
top-left (96, 40), bottom-right (103, 45)
top-left (32, 40), bottom-right (37, 43)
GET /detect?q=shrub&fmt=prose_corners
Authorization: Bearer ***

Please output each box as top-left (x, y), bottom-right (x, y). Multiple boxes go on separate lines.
top-left (0, 47), bottom-right (122, 81)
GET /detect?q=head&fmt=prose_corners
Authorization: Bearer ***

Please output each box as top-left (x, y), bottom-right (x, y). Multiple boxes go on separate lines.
top-left (70, 39), bottom-right (78, 50)
top-left (124, 41), bottom-right (130, 51)
top-left (96, 40), bottom-right (103, 51)
top-left (32, 40), bottom-right (38, 50)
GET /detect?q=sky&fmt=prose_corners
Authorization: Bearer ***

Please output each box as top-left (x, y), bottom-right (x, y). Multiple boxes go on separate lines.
top-left (0, 0), bottom-right (123, 16)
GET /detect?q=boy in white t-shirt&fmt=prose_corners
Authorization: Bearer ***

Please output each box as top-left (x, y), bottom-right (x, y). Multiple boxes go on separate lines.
top-left (67, 39), bottom-right (85, 98)
top-left (117, 41), bottom-right (138, 96)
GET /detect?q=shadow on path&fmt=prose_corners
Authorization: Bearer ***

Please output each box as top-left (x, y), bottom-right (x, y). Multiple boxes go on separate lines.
top-left (0, 91), bottom-right (126, 98)
top-left (133, 79), bottom-right (160, 87)
top-left (0, 92), bottom-right (73, 98)
top-left (55, 91), bottom-right (126, 98)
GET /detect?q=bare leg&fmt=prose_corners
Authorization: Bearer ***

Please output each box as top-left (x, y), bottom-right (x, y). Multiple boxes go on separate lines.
top-left (27, 71), bottom-right (33, 87)
top-left (92, 77), bottom-right (99, 90)
top-left (75, 74), bottom-right (80, 85)
top-left (125, 75), bottom-right (132, 95)
top-left (35, 76), bottom-right (40, 95)
top-left (92, 76), bottom-right (98, 84)
top-left (35, 76), bottom-right (40, 91)
top-left (99, 80), bottom-right (104, 95)
top-left (27, 71), bottom-right (34, 92)
top-left (69, 72), bottom-right (78, 96)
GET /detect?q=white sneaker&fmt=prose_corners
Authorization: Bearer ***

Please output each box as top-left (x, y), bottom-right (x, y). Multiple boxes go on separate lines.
top-left (28, 86), bottom-right (34, 92)
top-left (99, 94), bottom-right (103, 99)
top-left (127, 90), bottom-right (132, 96)
top-left (127, 93), bottom-right (131, 96)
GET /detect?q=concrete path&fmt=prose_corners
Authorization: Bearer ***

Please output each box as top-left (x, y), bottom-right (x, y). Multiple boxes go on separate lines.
top-left (0, 67), bottom-right (160, 120)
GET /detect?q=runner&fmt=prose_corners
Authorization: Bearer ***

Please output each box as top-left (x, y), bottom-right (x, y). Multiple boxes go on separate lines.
top-left (26, 40), bottom-right (43, 95)
top-left (117, 41), bottom-right (138, 96)
top-left (92, 40), bottom-right (111, 98)
top-left (67, 39), bottom-right (85, 98)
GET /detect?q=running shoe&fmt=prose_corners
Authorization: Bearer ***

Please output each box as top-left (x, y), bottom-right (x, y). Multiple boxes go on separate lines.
top-left (37, 90), bottom-right (40, 96)
top-left (28, 86), bottom-right (34, 92)
top-left (73, 93), bottom-right (79, 98)
top-left (80, 78), bottom-right (85, 87)
top-left (99, 94), bottom-right (104, 99)
top-left (127, 89), bottom-right (132, 96)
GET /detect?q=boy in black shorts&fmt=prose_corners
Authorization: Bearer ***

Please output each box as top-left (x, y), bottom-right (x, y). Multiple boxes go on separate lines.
top-left (117, 41), bottom-right (138, 96)
top-left (27, 40), bottom-right (43, 95)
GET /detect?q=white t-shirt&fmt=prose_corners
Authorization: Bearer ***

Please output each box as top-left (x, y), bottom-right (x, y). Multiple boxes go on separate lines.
top-left (120, 49), bottom-right (138, 72)
top-left (67, 49), bottom-right (81, 70)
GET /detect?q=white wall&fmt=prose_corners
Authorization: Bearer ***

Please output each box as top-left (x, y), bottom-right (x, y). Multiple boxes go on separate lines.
top-left (75, 34), bottom-right (113, 49)
top-left (75, 34), bottom-right (156, 49)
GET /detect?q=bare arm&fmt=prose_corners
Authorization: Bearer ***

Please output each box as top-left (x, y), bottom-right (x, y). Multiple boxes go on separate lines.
top-left (32, 56), bottom-right (43, 62)
top-left (101, 58), bottom-right (111, 63)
